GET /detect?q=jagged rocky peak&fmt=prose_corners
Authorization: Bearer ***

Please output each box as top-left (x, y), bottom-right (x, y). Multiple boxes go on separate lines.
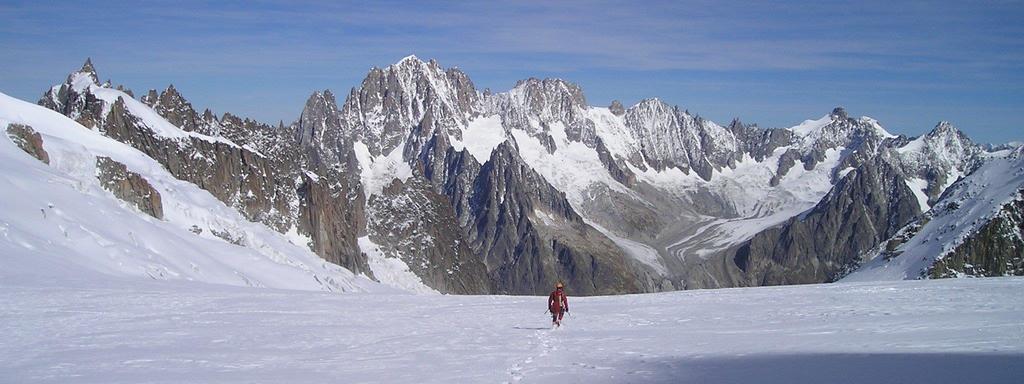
top-left (927, 121), bottom-right (973, 144)
top-left (621, 98), bottom-right (693, 172)
top-left (73, 58), bottom-right (100, 85)
top-left (624, 98), bottom-right (677, 132)
top-left (484, 77), bottom-right (598, 147)
top-left (728, 117), bottom-right (744, 130)
top-left (609, 100), bottom-right (625, 116)
top-left (340, 55), bottom-right (478, 156)
top-left (39, 59), bottom-right (107, 127)
top-left (509, 77), bottom-right (587, 109)
top-left (631, 97), bottom-right (672, 114)
top-left (909, 121), bottom-right (979, 163)
top-left (149, 84), bottom-right (204, 133)
top-left (831, 106), bottom-right (848, 120)
top-left (297, 89), bottom-right (341, 148)
top-left (141, 89), bottom-right (159, 106)
top-left (870, 120), bottom-right (984, 208)
top-left (789, 107), bottom-right (897, 168)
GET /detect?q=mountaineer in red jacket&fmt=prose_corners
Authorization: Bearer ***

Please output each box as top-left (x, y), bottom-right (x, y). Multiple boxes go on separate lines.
top-left (548, 282), bottom-right (569, 327)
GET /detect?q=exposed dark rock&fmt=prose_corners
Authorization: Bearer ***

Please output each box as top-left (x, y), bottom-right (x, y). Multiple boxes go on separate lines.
top-left (148, 85), bottom-right (207, 134)
top-left (831, 106), bottom-right (848, 120)
top-left (296, 169), bottom-right (370, 275)
top-left (5, 123), bottom-right (50, 164)
top-left (595, 137), bottom-right (636, 188)
top-left (609, 100), bottom-right (625, 116)
top-left (771, 149), bottom-right (802, 186)
top-left (39, 60), bottom-right (106, 129)
top-left (95, 156), bottom-right (164, 219)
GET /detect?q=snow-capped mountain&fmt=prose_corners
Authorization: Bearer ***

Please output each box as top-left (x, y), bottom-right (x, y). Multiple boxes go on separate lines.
top-left (3, 57), bottom-right (1018, 295)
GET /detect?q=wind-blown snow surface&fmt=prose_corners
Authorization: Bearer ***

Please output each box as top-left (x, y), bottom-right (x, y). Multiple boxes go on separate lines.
top-left (1, 277), bottom-right (1021, 383)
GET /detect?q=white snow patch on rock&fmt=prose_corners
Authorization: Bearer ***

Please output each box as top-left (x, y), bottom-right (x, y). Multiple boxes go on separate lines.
top-left (358, 236), bottom-right (438, 294)
top-left (354, 141), bottom-right (413, 198)
top-left (451, 115), bottom-right (508, 162)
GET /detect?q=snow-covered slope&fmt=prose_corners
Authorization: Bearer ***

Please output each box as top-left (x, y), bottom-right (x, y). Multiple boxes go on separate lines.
top-left (845, 148), bottom-right (1024, 281)
top-left (0, 91), bottom-right (385, 292)
top-left (2, 275), bottom-right (1022, 383)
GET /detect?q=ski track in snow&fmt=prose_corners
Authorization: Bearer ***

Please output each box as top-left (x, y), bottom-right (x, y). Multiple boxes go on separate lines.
top-left (2, 278), bottom-right (1022, 383)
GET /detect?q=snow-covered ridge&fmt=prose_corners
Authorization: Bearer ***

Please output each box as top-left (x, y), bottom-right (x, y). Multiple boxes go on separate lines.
top-left (51, 70), bottom-right (241, 149)
top-left (1, 91), bottom-right (384, 292)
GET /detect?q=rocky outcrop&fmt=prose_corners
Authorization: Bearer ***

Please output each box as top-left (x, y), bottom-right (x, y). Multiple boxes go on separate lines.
top-left (95, 156), bottom-right (163, 219)
top-left (296, 169), bottom-right (369, 275)
top-left (5, 123), bottom-right (50, 164)
top-left (141, 85), bottom-right (209, 135)
top-left (595, 137), bottom-right (636, 188)
top-left (608, 100), bottom-right (625, 116)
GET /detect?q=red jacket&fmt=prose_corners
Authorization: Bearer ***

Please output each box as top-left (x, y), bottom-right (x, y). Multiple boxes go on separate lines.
top-left (548, 289), bottom-right (568, 313)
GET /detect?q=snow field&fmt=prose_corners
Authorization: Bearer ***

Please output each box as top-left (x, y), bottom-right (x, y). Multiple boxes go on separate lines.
top-left (1, 277), bottom-right (1021, 383)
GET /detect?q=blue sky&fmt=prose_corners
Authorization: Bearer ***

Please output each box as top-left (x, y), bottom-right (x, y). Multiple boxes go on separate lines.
top-left (2, 0), bottom-right (1021, 144)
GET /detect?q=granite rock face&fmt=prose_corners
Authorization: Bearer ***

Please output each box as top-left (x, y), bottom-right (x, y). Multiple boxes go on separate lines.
top-left (5, 123), bottom-right (50, 164)
top-left (141, 85), bottom-right (210, 135)
top-left (95, 156), bottom-right (164, 219)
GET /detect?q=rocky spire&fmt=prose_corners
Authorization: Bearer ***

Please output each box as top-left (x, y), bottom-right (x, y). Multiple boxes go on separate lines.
top-left (831, 106), bottom-right (848, 120)
top-left (930, 121), bottom-right (960, 137)
top-left (609, 100), bottom-right (625, 116)
top-left (79, 58), bottom-right (98, 82)
top-left (142, 89), bottom-right (159, 106)
top-left (150, 84), bottom-right (203, 133)
top-left (297, 89), bottom-right (340, 149)
top-left (62, 58), bottom-right (100, 87)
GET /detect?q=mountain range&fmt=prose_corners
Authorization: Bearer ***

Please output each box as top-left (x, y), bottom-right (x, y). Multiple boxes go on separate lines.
top-left (3, 57), bottom-right (1021, 295)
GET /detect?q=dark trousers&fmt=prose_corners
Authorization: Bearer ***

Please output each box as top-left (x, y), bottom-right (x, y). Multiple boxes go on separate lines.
top-left (551, 309), bottom-right (564, 324)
